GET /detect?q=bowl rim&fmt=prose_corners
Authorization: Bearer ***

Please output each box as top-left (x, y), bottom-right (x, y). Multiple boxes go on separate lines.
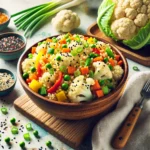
top-left (18, 34), bottom-right (128, 106)
top-left (0, 68), bottom-right (17, 92)
top-left (0, 7), bottom-right (11, 25)
top-left (0, 32), bottom-right (27, 53)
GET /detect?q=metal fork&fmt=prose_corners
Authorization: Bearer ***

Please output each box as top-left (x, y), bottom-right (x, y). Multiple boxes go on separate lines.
top-left (112, 79), bottom-right (150, 149)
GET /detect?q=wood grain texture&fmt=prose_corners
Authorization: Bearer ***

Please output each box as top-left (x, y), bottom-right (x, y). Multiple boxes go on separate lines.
top-left (112, 106), bottom-right (142, 149)
top-left (14, 93), bottom-right (123, 149)
top-left (87, 22), bottom-right (150, 66)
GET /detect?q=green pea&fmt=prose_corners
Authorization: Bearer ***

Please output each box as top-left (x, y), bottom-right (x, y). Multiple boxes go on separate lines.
top-left (64, 75), bottom-right (71, 81)
top-left (104, 57), bottom-right (109, 63)
top-left (91, 44), bottom-right (96, 48)
top-left (31, 66), bottom-right (36, 73)
top-left (61, 83), bottom-right (69, 90)
top-left (46, 141), bottom-right (52, 148)
top-left (56, 56), bottom-right (61, 61)
top-left (62, 44), bottom-right (67, 48)
top-left (10, 118), bottom-right (16, 125)
top-left (19, 141), bottom-right (25, 149)
top-left (46, 63), bottom-right (52, 69)
top-left (108, 64), bottom-right (113, 70)
top-left (47, 48), bottom-right (54, 54)
top-left (23, 133), bottom-right (31, 141)
top-left (23, 72), bottom-right (29, 80)
top-left (28, 53), bottom-right (33, 59)
top-left (5, 137), bottom-right (10, 143)
top-left (26, 123), bottom-right (33, 131)
top-left (66, 38), bottom-right (71, 43)
top-left (99, 79), bottom-right (105, 86)
top-left (11, 126), bottom-right (18, 134)
top-left (52, 37), bottom-right (57, 43)
top-left (102, 86), bottom-right (110, 95)
top-left (38, 42), bottom-right (42, 46)
top-left (33, 130), bottom-right (39, 138)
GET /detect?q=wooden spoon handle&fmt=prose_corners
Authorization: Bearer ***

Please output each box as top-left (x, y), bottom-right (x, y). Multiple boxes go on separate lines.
top-left (112, 106), bottom-right (142, 149)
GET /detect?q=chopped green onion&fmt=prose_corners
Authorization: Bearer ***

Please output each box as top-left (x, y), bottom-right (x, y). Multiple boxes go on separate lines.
top-left (61, 83), bottom-right (69, 90)
top-left (28, 53), bottom-right (33, 59)
top-left (46, 140), bottom-right (52, 148)
top-left (89, 70), bottom-right (94, 78)
top-left (106, 47), bottom-right (114, 58)
top-left (4, 137), bottom-right (10, 144)
top-left (38, 87), bottom-right (47, 96)
top-left (23, 133), bottom-right (31, 141)
top-left (1, 107), bottom-right (8, 115)
top-left (59, 65), bottom-right (67, 73)
top-left (26, 123), bottom-right (33, 131)
top-left (133, 66), bottom-right (140, 71)
top-left (30, 66), bottom-right (36, 73)
top-left (11, 126), bottom-right (18, 134)
top-left (19, 141), bottom-right (25, 149)
top-left (85, 58), bottom-right (92, 66)
top-left (10, 118), bottom-right (16, 125)
top-left (23, 72), bottom-right (29, 80)
top-left (47, 48), bottom-right (54, 54)
top-left (33, 130), bottom-right (40, 138)
top-left (64, 75), bottom-right (71, 81)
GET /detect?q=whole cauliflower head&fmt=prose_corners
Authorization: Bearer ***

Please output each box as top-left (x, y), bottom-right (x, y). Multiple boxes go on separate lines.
top-left (52, 9), bottom-right (80, 32)
top-left (112, 65), bottom-right (124, 81)
top-left (68, 75), bottom-right (95, 103)
top-left (93, 61), bottom-right (112, 80)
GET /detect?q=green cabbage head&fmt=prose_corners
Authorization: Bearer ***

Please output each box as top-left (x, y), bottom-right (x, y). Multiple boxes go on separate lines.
top-left (97, 0), bottom-right (150, 50)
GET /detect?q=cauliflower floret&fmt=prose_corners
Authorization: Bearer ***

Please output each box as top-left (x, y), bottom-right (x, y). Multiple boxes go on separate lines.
top-left (114, 7), bottom-right (125, 19)
top-left (130, 0), bottom-right (142, 9)
top-left (39, 72), bottom-right (56, 88)
top-left (68, 75), bottom-right (94, 103)
top-left (125, 8), bottom-right (137, 20)
top-left (111, 17), bottom-right (137, 40)
top-left (137, 5), bottom-right (147, 14)
top-left (22, 58), bottom-right (35, 73)
top-left (93, 61), bottom-right (112, 80)
top-left (36, 43), bottom-right (47, 53)
top-left (54, 53), bottom-right (79, 68)
top-left (52, 9), bottom-right (80, 32)
top-left (134, 14), bottom-right (148, 27)
top-left (68, 41), bottom-right (84, 51)
top-left (112, 65), bottom-right (124, 81)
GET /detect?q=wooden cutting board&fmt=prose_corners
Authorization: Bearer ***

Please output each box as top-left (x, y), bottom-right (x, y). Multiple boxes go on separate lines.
top-left (87, 22), bottom-right (150, 66)
top-left (14, 94), bottom-right (122, 149)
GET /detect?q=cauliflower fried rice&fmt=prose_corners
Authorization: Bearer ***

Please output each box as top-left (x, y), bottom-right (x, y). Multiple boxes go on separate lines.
top-left (22, 33), bottom-right (124, 103)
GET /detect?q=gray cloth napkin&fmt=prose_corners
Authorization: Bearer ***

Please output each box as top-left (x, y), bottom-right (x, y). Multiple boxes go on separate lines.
top-left (92, 71), bottom-right (150, 150)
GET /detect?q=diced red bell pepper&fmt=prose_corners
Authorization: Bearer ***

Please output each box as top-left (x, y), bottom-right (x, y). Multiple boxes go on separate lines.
top-left (92, 48), bottom-right (100, 54)
top-left (47, 72), bottom-right (63, 93)
top-left (37, 63), bottom-right (43, 78)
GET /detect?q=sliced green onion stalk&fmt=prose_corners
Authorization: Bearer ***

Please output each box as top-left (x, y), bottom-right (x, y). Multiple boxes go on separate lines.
top-left (11, 0), bottom-right (86, 37)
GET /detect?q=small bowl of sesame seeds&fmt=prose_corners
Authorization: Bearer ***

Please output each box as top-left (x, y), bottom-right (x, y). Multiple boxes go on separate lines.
top-left (0, 69), bottom-right (16, 96)
top-left (0, 32), bottom-right (26, 60)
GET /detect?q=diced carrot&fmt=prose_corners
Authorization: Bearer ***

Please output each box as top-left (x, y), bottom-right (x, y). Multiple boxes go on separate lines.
top-left (91, 80), bottom-right (101, 91)
top-left (93, 57), bottom-right (103, 62)
top-left (80, 67), bottom-right (89, 75)
top-left (40, 48), bottom-right (47, 55)
top-left (62, 48), bottom-right (70, 53)
top-left (31, 47), bottom-right (36, 54)
top-left (115, 55), bottom-right (120, 61)
top-left (84, 36), bottom-right (89, 40)
top-left (59, 39), bottom-right (66, 44)
top-left (29, 73), bottom-right (38, 80)
top-left (118, 60), bottom-right (123, 66)
top-left (109, 58), bottom-right (115, 66)
top-left (46, 38), bottom-right (52, 42)
top-left (96, 90), bottom-right (104, 98)
top-left (41, 56), bottom-right (48, 64)
top-left (68, 66), bottom-right (76, 75)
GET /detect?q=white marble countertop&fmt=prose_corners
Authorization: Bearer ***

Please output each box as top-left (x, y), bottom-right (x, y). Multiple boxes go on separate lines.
top-left (0, 0), bottom-right (150, 150)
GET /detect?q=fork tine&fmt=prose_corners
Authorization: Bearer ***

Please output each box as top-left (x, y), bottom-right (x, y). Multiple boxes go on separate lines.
top-left (143, 79), bottom-right (150, 90)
